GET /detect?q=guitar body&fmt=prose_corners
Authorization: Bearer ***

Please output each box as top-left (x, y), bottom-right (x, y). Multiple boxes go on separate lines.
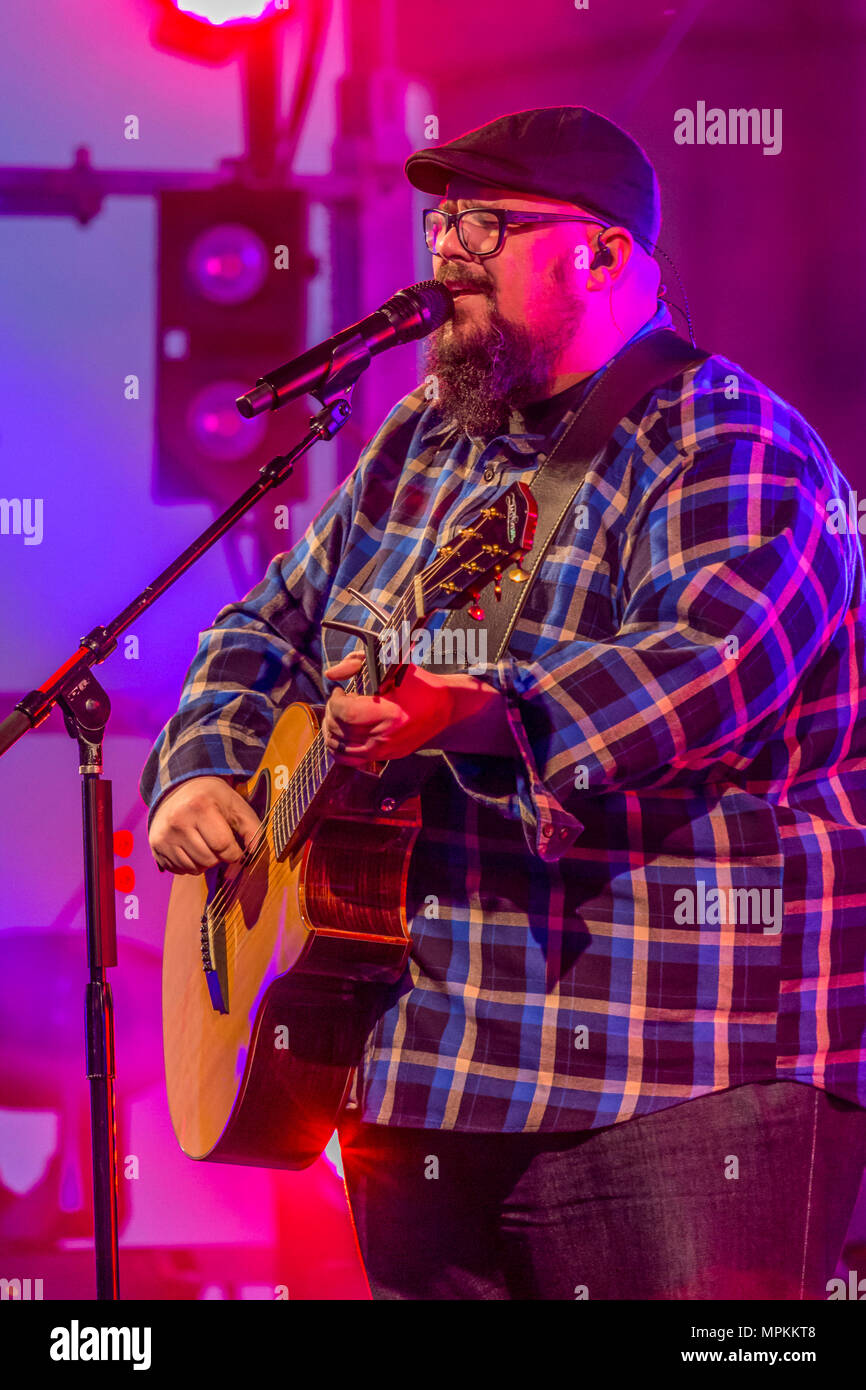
top-left (162, 701), bottom-right (421, 1170)
top-left (160, 481), bottom-right (537, 1171)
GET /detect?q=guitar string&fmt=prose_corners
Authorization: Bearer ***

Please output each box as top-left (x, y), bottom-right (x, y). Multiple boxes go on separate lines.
top-left (201, 581), bottom-right (420, 928)
top-left (200, 512), bottom-right (514, 941)
top-left (202, 645), bottom-right (379, 929)
top-left (200, 531), bottom-right (481, 927)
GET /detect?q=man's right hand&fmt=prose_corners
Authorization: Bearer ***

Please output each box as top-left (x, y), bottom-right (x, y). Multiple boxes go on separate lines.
top-left (148, 775), bottom-right (262, 875)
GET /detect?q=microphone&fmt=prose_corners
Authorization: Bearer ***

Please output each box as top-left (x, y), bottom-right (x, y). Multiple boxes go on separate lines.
top-left (236, 279), bottom-right (454, 418)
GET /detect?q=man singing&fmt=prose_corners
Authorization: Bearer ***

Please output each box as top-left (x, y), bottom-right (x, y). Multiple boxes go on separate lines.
top-left (142, 107), bottom-right (866, 1300)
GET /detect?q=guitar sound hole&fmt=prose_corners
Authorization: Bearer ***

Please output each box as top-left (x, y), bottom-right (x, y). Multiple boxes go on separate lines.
top-left (247, 768), bottom-right (271, 823)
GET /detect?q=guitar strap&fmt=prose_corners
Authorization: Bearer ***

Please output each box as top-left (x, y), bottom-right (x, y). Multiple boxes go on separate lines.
top-left (432, 328), bottom-right (710, 669)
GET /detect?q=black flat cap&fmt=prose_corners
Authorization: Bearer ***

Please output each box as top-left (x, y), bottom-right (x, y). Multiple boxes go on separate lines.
top-left (404, 105), bottom-right (661, 255)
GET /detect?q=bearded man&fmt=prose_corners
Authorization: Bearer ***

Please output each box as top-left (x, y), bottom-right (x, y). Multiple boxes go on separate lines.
top-left (142, 107), bottom-right (866, 1301)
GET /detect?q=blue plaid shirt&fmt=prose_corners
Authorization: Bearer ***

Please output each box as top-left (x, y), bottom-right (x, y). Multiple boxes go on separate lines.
top-left (141, 303), bottom-right (866, 1132)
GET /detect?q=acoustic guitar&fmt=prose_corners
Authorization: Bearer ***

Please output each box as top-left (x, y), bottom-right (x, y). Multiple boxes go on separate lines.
top-left (162, 481), bottom-right (537, 1169)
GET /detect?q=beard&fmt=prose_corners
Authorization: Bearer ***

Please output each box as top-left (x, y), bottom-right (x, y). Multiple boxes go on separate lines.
top-left (423, 265), bottom-right (585, 439)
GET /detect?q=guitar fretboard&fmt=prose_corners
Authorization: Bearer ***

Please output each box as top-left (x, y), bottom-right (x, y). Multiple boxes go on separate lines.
top-left (271, 581), bottom-right (423, 857)
top-left (265, 486), bottom-right (528, 860)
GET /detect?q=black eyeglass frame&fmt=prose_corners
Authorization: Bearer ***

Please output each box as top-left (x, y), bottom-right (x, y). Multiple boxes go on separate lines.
top-left (422, 206), bottom-right (613, 258)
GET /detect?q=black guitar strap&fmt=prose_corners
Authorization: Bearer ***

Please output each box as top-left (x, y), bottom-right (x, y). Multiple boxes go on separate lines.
top-left (432, 329), bottom-right (710, 670)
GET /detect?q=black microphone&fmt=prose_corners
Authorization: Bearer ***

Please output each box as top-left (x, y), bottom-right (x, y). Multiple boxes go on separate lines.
top-left (236, 279), bottom-right (454, 418)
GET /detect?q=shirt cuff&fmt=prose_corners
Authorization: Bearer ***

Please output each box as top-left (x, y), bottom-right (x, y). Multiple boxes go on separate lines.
top-left (439, 655), bottom-right (584, 861)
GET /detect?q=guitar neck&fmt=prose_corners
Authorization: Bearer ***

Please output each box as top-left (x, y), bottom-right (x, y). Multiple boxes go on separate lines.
top-left (269, 482), bottom-right (536, 859)
top-left (271, 586), bottom-right (421, 857)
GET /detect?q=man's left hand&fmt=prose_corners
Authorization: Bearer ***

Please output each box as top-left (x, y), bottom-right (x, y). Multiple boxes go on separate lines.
top-left (322, 651), bottom-right (455, 766)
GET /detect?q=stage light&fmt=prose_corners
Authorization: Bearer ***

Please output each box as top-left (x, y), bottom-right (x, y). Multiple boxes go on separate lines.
top-left (323, 1131), bottom-right (343, 1179)
top-left (185, 379), bottom-right (268, 461)
top-left (186, 223), bottom-right (269, 305)
top-left (150, 0), bottom-right (290, 64)
top-left (174, 0), bottom-right (282, 22)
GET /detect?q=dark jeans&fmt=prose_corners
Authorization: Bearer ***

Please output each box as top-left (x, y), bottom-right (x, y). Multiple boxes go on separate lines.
top-left (337, 1081), bottom-right (866, 1300)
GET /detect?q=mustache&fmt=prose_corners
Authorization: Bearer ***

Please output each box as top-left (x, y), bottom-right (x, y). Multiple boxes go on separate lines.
top-left (436, 272), bottom-right (491, 293)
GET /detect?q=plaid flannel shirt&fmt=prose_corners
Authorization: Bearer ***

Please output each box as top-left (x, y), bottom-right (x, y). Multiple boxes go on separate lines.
top-left (141, 304), bottom-right (866, 1132)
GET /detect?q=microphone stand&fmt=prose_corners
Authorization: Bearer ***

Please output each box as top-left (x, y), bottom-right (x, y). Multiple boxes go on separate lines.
top-left (0, 358), bottom-right (365, 1299)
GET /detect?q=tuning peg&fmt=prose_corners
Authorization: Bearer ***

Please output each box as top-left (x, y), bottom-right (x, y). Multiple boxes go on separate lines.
top-left (467, 589), bottom-right (484, 621)
top-left (507, 557), bottom-right (530, 583)
top-left (493, 565), bottom-right (502, 600)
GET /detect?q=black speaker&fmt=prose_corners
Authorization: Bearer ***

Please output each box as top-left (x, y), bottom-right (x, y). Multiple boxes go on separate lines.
top-left (154, 185), bottom-right (315, 511)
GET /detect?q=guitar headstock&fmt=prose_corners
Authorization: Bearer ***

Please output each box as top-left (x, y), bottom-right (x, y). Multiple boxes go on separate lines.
top-left (420, 481), bottom-right (537, 617)
top-left (321, 480), bottom-right (538, 702)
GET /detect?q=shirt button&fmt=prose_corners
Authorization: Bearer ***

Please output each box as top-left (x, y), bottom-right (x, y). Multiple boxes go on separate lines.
top-left (559, 828), bottom-right (569, 839)
top-left (541, 825), bottom-right (553, 838)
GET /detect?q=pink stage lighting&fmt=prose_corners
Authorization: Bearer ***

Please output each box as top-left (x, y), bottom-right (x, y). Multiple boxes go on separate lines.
top-left (151, 0), bottom-right (290, 65)
top-left (173, 1), bottom-right (282, 22)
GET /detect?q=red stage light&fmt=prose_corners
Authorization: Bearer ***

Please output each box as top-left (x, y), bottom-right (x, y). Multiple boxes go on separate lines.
top-left (186, 223), bottom-right (269, 305)
top-left (113, 829), bottom-right (134, 857)
top-left (186, 380), bottom-right (269, 461)
top-left (173, 1), bottom-right (283, 22)
top-left (323, 1130), bottom-right (343, 1179)
top-left (151, 0), bottom-right (290, 64)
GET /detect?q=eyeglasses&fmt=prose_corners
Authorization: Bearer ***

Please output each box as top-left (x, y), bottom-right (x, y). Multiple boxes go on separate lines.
top-left (423, 206), bottom-right (611, 258)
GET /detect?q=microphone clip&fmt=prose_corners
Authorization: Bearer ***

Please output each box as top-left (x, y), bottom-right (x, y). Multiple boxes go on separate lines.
top-left (312, 331), bottom-right (372, 408)
top-left (309, 394), bottom-right (354, 441)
